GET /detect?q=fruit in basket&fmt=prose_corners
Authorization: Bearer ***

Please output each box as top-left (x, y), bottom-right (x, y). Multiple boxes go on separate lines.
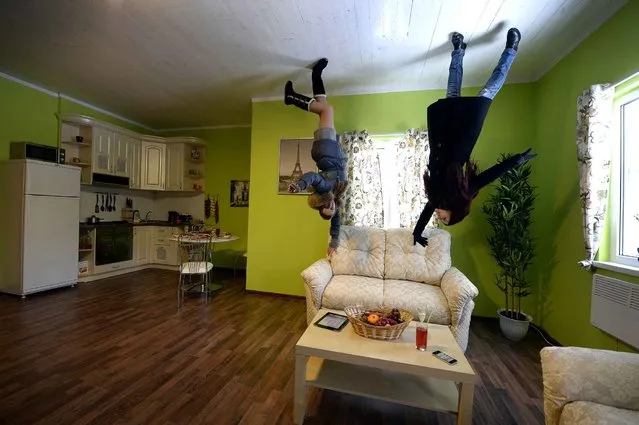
top-left (361, 309), bottom-right (404, 327)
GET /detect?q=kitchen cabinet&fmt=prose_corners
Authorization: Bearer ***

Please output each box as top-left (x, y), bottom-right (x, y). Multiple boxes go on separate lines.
top-left (165, 143), bottom-right (184, 191)
top-left (92, 128), bottom-right (130, 177)
top-left (129, 138), bottom-right (142, 189)
top-left (112, 133), bottom-right (130, 177)
top-left (133, 226), bottom-right (150, 264)
top-left (140, 141), bottom-right (166, 191)
top-left (152, 227), bottom-right (179, 266)
top-left (92, 127), bottom-right (112, 175)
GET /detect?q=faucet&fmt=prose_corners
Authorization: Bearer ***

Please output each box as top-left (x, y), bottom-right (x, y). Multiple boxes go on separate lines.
top-left (144, 211), bottom-right (153, 221)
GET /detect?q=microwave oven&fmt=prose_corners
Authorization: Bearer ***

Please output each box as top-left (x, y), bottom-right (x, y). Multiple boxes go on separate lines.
top-left (9, 142), bottom-right (65, 164)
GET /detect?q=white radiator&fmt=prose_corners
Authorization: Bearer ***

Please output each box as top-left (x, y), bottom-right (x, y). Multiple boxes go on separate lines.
top-left (591, 274), bottom-right (639, 348)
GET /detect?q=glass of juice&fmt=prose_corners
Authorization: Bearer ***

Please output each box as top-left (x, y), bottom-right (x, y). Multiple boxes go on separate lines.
top-left (416, 322), bottom-right (428, 351)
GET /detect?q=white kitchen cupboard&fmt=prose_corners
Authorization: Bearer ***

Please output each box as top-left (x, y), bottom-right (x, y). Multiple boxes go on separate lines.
top-left (133, 226), bottom-right (151, 265)
top-left (92, 127), bottom-right (112, 175)
top-left (165, 143), bottom-right (185, 191)
top-left (92, 128), bottom-right (130, 177)
top-left (128, 138), bottom-right (142, 189)
top-left (140, 140), bottom-right (166, 191)
top-left (112, 133), bottom-right (130, 177)
top-left (152, 227), bottom-right (179, 266)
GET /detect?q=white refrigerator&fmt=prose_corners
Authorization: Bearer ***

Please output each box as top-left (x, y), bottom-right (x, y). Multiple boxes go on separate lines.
top-left (0, 159), bottom-right (80, 296)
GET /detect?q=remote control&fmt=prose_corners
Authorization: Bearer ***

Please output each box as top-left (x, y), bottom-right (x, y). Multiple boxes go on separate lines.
top-left (432, 350), bottom-right (458, 365)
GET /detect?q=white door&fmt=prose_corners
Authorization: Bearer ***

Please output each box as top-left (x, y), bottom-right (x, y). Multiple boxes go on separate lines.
top-left (92, 127), bottom-right (113, 175)
top-left (24, 161), bottom-right (81, 197)
top-left (23, 195), bottom-right (79, 292)
top-left (166, 143), bottom-right (184, 191)
top-left (129, 139), bottom-right (141, 189)
top-left (112, 133), bottom-right (130, 177)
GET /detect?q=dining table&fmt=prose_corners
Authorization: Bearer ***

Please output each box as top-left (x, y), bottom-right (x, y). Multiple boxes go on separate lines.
top-left (170, 233), bottom-right (240, 292)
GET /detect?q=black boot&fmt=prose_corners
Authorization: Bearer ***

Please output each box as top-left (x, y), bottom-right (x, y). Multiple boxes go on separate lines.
top-left (312, 58), bottom-right (328, 97)
top-left (506, 28), bottom-right (521, 51)
top-left (451, 32), bottom-right (467, 50)
top-left (284, 81), bottom-right (314, 111)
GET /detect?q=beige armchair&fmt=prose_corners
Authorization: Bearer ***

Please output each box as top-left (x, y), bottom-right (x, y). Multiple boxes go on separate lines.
top-left (540, 346), bottom-right (639, 424)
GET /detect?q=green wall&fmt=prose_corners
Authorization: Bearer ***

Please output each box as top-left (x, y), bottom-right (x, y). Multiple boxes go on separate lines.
top-left (248, 84), bottom-right (537, 301)
top-left (160, 127), bottom-right (252, 268)
top-left (534, 0), bottom-right (639, 353)
top-left (0, 76), bottom-right (149, 161)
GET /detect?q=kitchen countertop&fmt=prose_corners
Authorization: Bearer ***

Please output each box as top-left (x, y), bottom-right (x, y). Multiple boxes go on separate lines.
top-left (80, 221), bottom-right (189, 228)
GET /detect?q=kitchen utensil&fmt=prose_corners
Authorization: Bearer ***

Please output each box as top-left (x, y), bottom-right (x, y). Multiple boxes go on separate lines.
top-left (106, 193), bottom-right (111, 211)
top-left (101, 194), bottom-right (105, 211)
top-left (95, 194), bottom-right (99, 214)
top-left (109, 194), bottom-right (113, 211)
top-left (113, 194), bottom-right (116, 211)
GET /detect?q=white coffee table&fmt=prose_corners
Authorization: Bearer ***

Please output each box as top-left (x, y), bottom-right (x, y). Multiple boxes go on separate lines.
top-left (294, 309), bottom-right (477, 425)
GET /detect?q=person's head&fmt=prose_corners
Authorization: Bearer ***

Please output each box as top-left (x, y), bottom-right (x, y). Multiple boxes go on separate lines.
top-left (306, 181), bottom-right (348, 220)
top-left (424, 161), bottom-right (479, 226)
top-left (308, 191), bottom-right (336, 220)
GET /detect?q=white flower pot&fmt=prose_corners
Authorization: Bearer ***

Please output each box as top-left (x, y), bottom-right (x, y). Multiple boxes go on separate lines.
top-left (497, 309), bottom-right (532, 341)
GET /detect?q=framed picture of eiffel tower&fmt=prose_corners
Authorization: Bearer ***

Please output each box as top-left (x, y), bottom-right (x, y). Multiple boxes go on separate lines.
top-left (278, 138), bottom-right (316, 195)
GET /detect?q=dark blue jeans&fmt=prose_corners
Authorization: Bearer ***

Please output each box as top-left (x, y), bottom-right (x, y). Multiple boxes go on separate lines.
top-left (446, 47), bottom-right (517, 100)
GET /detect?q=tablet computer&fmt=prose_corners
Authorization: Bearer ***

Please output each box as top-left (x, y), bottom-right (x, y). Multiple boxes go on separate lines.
top-left (314, 312), bottom-right (349, 331)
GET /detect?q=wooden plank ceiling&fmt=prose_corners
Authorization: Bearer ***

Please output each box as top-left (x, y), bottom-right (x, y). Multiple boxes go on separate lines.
top-left (0, 0), bottom-right (628, 129)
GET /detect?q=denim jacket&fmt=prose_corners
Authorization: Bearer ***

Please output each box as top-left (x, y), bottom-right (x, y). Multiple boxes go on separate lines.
top-left (297, 170), bottom-right (342, 249)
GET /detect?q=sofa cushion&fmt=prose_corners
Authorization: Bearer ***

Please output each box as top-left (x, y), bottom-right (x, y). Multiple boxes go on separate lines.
top-left (321, 275), bottom-right (384, 310)
top-left (384, 228), bottom-right (451, 285)
top-left (383, 279), bottom-right (451, 325)
top-left (559, 401), bottom-right (639, 425)
top-left (330, 226), bottom-right (385, 279)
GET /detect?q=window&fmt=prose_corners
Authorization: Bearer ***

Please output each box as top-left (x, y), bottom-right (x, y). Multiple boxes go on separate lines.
top-left (373, 137), bottom-right (401, 229)
top-left (611, 89), bottom-right (639, 267)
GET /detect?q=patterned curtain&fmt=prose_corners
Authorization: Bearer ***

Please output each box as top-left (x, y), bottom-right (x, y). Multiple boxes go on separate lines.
top-left (396, 129), bottom-right (432, 228)
top-left (576, 84), bottom-right (613, 270)
top-left (339, 131), bottom-right (384, 227)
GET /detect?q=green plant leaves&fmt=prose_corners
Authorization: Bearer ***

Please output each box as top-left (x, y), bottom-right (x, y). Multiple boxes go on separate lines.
top-left (482, 154), bottom-right (537, 314)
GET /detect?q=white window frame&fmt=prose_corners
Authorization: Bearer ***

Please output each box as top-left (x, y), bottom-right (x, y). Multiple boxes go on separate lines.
top-left (609, 89), bottom-right (639, 268)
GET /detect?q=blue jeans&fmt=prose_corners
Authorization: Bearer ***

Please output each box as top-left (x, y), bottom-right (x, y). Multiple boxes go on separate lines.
top-left (446, 49), bottom-right (465, 98)
top-left (478, 48), bottom-right (517, 99)
top-left (446, 47), bottom-right (517, 99)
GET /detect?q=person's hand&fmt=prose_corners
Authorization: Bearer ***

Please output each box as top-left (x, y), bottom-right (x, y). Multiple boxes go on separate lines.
top-left (327, 247), bottom-right (336, 257)
top-left (519, 148), bottom-right (538, 163)
top-left (413, 235), bottom-right (428, 247)
top-left (288, 183), bottom-right (299, 193)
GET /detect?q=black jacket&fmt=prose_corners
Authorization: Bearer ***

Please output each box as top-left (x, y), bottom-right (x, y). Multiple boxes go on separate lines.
top-left (413, 96), bottom-right (524, 240)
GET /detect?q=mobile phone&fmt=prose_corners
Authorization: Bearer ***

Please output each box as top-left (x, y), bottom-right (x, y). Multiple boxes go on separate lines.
top-left (432, 350), bottom-right (458, 365)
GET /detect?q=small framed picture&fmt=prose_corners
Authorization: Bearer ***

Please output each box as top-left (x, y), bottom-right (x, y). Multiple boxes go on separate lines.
top-left (314, 312), bottom-right (349, 332)
top-left (230, 180), bottom-right (249, 207)
top-left (278, 138), bottom-right (316, 195)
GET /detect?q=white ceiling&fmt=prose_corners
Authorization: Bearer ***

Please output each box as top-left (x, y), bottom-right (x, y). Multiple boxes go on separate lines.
top-left (0, 0), bottom-right (627, 130)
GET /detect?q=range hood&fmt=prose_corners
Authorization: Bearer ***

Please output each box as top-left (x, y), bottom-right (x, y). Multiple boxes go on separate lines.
top-left (92, 173), bottom-right (130, 188)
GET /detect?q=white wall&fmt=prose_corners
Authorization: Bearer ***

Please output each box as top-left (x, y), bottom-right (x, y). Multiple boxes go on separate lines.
top-left (80, 186), bottom-right (203, 223)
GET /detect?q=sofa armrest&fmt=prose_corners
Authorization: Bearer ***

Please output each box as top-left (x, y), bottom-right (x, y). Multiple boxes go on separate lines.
top-left (440, 267), bottom-right (479, 326)
top-left (301, 259), bottom-right (333, 309)
top-left (541, 346), bottom-right (639, 425)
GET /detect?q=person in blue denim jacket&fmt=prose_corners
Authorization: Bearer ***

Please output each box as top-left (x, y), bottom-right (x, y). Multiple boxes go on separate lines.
top-left (284, 58), bottom-right (348, 256)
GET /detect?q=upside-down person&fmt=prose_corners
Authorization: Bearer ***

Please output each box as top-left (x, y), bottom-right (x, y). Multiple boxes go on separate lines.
top-left (413, 28), bottom-right (537, 246)
top-left (284, 58), bottom-right (348, 256)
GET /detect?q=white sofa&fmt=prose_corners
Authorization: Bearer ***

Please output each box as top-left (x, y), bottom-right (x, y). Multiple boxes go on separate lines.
top-left (541, 346), bottom-right (639, 424)
top-left (301, 226), bottom-right (479, 351)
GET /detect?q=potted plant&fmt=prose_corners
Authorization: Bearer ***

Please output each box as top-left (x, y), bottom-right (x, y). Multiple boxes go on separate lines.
top-left (482, 155), bottom-right (537, 341)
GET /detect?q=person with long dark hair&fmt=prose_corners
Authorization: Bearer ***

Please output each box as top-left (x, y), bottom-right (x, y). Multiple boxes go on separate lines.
top-left (413, 28), bottom-right (537, 246)
top-left (284, 58), bottom-right (348, 256)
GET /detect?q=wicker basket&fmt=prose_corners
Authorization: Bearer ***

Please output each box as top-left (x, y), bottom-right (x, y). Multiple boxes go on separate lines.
top-left (344, 306), bottom-right (413, 341)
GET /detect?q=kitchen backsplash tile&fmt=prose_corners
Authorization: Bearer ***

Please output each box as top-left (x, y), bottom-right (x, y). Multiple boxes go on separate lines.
top-left (80, 186), bottom-right (204, 223)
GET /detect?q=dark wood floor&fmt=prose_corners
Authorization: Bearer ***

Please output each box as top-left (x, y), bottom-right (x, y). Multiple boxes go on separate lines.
top-left (0, 269), bottom-right (547, 425)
